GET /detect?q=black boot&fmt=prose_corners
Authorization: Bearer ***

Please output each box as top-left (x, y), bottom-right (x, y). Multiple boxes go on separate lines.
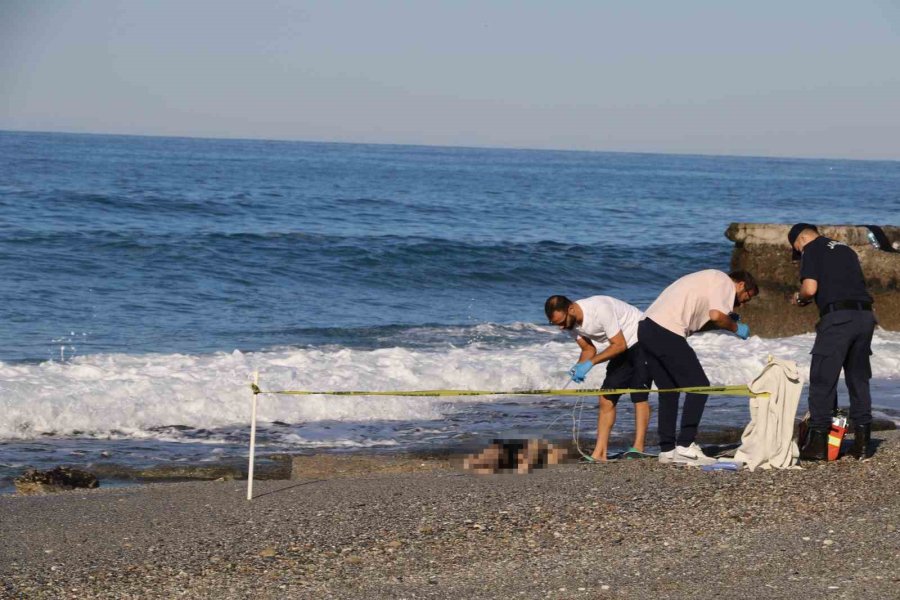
top-left (800, 429), bottom-right (829, 461)
top-left (849, 424), bottom-right (872, 459)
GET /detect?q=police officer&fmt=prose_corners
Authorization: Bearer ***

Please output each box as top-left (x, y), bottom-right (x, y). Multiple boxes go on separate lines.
top-left (788, 223), bottom-right (876, 460)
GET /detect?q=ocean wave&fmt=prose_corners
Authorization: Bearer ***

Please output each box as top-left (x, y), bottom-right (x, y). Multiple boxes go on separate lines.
top-left (1, 228), bottom-right (729, 297)
top-left (2, 328), bottom-right (898, 440)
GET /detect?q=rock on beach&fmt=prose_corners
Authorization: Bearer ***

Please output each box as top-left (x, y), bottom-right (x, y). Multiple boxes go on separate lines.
top-left (13, 467), bottom-right (99, 496)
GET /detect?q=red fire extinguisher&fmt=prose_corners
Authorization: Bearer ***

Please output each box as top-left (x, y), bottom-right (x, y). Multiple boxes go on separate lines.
top-left (827, 412), bottom-right (848, 461)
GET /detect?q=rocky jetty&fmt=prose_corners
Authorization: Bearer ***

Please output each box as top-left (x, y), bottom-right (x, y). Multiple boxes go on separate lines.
top-left (726, 223), bottom-right (900, 337)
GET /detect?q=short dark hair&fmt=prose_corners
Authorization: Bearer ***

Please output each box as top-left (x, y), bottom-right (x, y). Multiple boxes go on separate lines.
top-left (729, 270), bottom-right (758, 295)
top-left (544, 295), bottom-right (572, 320)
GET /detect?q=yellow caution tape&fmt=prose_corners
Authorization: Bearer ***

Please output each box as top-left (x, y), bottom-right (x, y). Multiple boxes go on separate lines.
top-left (251, 383), bottom-right (762, 397)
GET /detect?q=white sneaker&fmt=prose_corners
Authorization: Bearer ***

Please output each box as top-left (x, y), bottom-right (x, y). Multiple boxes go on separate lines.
top-left (658, 449), bottom-right (675, 464)
top-left (671, 443), bottom-right (717, 466)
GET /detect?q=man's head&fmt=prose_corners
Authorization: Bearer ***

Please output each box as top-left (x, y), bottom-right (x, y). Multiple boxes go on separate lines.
top-left (729, 270), bottom-right (759, 307)
top-left (787, 223), bottom-right (819, 261)
top-left (544, 295), bottom-right (576, 330)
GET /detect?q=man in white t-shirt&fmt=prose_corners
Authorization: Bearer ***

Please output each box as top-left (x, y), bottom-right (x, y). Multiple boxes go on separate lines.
top-left (544, 294), bottom-right (651, 462)
top-left (637, 270), bottom-right (758, 466)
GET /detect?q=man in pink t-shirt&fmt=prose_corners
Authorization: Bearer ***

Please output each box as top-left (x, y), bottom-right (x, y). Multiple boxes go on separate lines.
top-left (637, 270), bottom-right (758, 466)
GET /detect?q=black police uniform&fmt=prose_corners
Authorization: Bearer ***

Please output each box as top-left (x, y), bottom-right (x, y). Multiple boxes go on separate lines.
top-left (801, 236), bottom-right (875, 432)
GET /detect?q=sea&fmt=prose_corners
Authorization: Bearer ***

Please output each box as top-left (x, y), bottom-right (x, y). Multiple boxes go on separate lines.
top-left (2, 130), bottom-right (899, 492)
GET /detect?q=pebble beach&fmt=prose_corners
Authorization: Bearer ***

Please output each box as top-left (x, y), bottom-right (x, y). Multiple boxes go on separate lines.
top-left (2, 432), bottom-right (898, 599)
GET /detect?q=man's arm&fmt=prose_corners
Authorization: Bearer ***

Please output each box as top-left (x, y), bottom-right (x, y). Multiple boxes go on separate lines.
top-left (587, 331), bottom-right (628, 365)
top-left (568, 333), bottom-right (626, 383)
top-left (575, 336), bottom-right (598, 363)
top-left (792, 278), bottom-right (818, 306)
top-left (708, 310), bottom-right (739, 333)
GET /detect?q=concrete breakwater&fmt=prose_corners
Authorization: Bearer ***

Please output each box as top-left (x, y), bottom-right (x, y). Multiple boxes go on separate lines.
top-left (725, 223), bottom-right (899, 337)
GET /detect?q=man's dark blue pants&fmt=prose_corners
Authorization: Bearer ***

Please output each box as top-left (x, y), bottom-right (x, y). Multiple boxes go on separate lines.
top-left (637, 318), bottom-right (710, 452)
top-left (808, 310), bottom-right (876, 430)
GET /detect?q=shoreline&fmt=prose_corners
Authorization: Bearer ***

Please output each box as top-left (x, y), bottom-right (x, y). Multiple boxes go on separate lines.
top-left (3, 415), bottom-right (899, 495)
top-left (2, 431), bottom-right (898, 599)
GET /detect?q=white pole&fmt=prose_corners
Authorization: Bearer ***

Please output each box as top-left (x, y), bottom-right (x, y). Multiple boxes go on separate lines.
top-left (247, 370), bottom-right (259, 501)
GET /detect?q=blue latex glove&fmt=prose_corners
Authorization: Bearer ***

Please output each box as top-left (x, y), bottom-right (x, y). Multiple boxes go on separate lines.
top-left (569, 360), bottom-right (594, 383)
top-left (736, 322), bottom-right (750, 340)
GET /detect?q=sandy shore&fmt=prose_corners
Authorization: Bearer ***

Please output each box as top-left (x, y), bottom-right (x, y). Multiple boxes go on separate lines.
top-left (2, 433), bottom-right (899, 599)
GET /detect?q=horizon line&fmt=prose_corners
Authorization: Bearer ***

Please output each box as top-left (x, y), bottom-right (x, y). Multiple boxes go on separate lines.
top-left (2, 126), bottom-right (898, 164)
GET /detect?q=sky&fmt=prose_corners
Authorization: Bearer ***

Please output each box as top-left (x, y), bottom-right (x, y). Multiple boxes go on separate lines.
top-left (1, 1), bottom-right (899, 160)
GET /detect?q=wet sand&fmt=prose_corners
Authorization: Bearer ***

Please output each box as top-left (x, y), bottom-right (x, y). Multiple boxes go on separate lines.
top-left (2, 432), bottom-right (899, 599)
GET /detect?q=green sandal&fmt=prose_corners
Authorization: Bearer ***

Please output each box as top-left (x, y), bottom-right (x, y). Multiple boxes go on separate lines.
top-left (621, 447), bottom-right (658, 459)
top-left (579, 455), bottom-right (609, 464)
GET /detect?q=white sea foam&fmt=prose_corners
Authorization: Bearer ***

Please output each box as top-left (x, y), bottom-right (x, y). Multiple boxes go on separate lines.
top-left (1, 326), bottom-right (899, 440)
